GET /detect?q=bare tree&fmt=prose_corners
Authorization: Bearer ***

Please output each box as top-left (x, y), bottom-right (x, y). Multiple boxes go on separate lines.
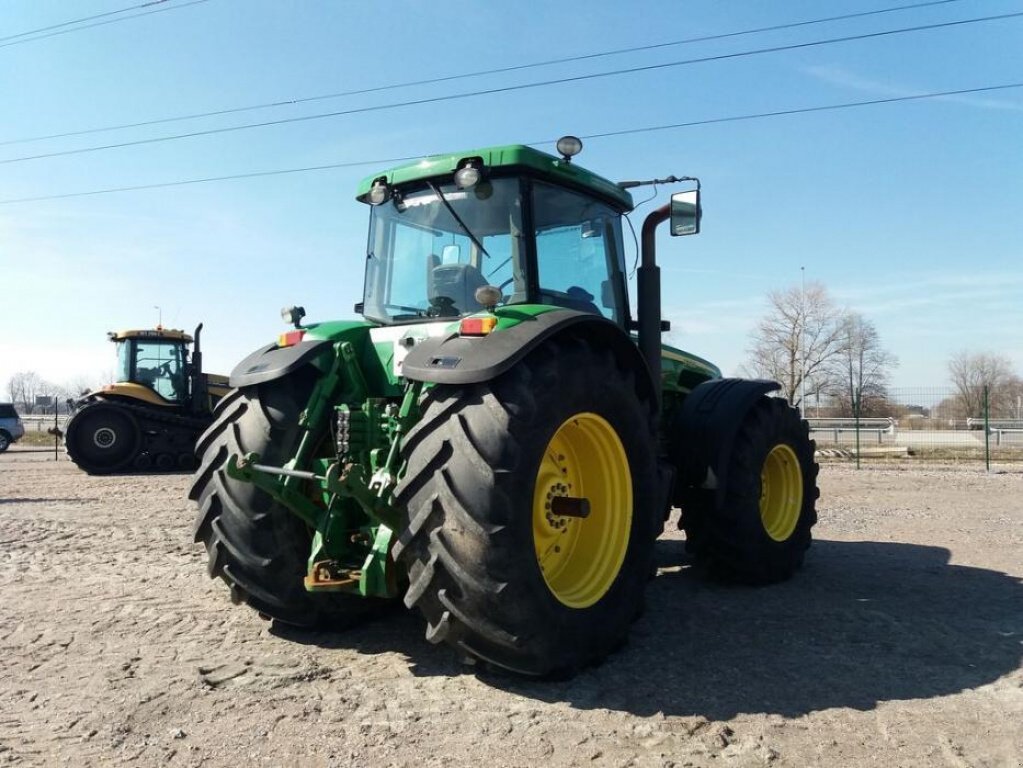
top-left (7, 371), bottom-right (43, 410)
top-left (830, 312), bottom-right (898, 417)
top-left (5, 371), bottom-right (62, 412)
top-left (745, 281), bottom-right (846, 407)
top-left (947, 351), bottom-right (1015, 418)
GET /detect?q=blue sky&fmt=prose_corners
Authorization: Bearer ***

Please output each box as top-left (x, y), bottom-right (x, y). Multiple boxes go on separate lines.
top-left (2, 0), bottom-right (1021, 393)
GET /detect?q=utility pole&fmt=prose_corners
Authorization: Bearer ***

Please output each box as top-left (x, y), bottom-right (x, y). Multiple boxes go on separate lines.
top-left (799, 266), bottom-right (806, 417)
top-left (154, 305), bottom-right (162, 328)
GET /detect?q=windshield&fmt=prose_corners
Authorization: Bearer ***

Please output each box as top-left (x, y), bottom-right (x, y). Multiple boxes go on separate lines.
top-left (363, 177), bottom-right (525, 324)
top-left (133, 340), bottom-right (188, 401)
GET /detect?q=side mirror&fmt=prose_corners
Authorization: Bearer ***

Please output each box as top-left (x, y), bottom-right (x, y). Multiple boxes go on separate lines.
top-left (669, 190), bottom-right (700, 236)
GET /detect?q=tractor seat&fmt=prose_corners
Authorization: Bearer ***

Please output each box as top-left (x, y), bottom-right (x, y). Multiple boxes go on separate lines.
top-left (429, 263), bottom-right (488, 316)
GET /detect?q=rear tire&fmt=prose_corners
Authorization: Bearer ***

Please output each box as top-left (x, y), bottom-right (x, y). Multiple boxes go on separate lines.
top-left (680, 396), bottom-right (817, 584)
top-left (189, 371), bottom-right (390, 628)
top-left (64, 403), bottom-right (140, 474)
top-left (393, 335), bottom-right (658, 677)
top-left (0, 431), bottom-right (10, 452)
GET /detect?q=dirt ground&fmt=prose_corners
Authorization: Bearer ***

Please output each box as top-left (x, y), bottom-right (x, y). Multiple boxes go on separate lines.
top-left (1, 447), bottom-right (1021, 768)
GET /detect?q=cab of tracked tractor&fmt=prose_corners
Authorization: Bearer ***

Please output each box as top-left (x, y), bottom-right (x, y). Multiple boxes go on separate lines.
top-left (97, 325), bottom-right (225, 415)
top-left (109, 328), bottom-right (193, 404)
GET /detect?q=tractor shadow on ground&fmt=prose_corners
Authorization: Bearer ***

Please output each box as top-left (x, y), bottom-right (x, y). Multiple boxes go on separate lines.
top-left (484, 538), bottom-right (1023, 719)
top-left (269, 606), bottom-right (469, 679)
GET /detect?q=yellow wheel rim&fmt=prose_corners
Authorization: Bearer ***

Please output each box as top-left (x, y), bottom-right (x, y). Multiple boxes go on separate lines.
top-left (760, 443), bottom-right (803, 542)
top-left (532, 412), bottom-right (632, 609)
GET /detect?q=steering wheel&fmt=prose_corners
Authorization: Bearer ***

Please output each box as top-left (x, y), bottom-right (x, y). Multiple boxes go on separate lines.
top-left (427, 295), bottom-right (459, 317)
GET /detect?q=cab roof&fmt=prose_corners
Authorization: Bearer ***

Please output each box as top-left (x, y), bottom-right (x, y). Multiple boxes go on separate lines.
top-left (356, 144), bottom-right (634, 211)
top-left (108, 328), bottom-right (192, 342)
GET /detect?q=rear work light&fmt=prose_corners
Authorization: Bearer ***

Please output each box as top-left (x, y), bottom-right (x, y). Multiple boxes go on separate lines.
top-left (459, 316), bottom-right (497, 336)
top-left (278, 329), bottom-right (306, 348)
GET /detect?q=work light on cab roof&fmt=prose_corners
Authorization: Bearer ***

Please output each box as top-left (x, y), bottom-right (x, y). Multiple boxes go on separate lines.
top-left (453, 157), bottom-right (484, 189)
top-left (368, 177), bottom-right (390, 205)
top-left (556, 135), bottom-right (583, 162)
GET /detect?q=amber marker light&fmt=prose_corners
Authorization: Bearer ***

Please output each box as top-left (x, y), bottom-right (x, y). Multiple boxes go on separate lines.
top-left (278, 329), bottom-right (306, 347)
top-left (459, 316), bottom-right (498, 336)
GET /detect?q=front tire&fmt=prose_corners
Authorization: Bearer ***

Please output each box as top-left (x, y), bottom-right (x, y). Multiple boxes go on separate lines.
top-left (681, 396), bottom-right (818, 583)
top-left (0, 431), bottom-right (10, 452)
top-left (393, 335), bottom-right (658, 677)
top-left (189, 371), bottom-right (389, 628)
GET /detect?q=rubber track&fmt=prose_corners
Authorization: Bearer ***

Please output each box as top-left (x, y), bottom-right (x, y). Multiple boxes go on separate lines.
top-left (65, 398), bottom-right (211, 474)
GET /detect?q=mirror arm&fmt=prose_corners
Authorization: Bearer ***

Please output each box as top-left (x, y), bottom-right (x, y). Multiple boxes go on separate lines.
top-left (618, 175), bottom-right (700, 190)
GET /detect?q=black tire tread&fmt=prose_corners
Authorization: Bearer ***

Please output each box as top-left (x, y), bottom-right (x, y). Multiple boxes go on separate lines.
top-left (189, 374), bottom-right (390, 628)
top-left (681, 396), bottom-right (818, 584)
top-left (393, 334), bottom-right (658, 676)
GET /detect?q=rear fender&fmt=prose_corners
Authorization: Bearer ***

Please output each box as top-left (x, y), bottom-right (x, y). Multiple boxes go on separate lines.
top-left (400, 309), bottom-right (656, 405)
top-left (229, 340), bottom-right (333, 388)
top-left (670, 378), bottom-right (781, 508)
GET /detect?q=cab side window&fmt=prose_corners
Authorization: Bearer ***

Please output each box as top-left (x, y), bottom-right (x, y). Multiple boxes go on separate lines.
top-left (532, 182), bottom-right (627, 322)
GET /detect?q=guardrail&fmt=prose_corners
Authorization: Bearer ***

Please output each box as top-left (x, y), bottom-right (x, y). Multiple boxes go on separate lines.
top-left (964, 418), bottom-right (1023, 445)
top-left (806, 417), bottom-right (896, 445)
top-left (20, 415), bottom-right (69, 432)
top-left (966, 418), bottom-right (1023, 429)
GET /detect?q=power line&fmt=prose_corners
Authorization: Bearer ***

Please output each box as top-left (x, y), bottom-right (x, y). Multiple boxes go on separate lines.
top-left (2, 81), bottom-right (1019, 206)
top-left (0, 0), bottom-right (169, 43)
top-left (2, 10), bottom-right (1020, 167)
top-left (0, 0), bottom-right (210, 50)
top-left (0, 0), bottom-right (973, 147)
top-left (565, 82), bottom-right (1023, 142)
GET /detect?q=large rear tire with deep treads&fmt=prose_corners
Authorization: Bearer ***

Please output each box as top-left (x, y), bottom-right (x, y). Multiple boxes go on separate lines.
top-left (392, 335), bottom-right (659, 677)
top-left (189, 370), bottom-right (390, 628)
top-left (64, 402), bottom-right (141, 474)
top-left (680, 396), bottom-right (817, 584)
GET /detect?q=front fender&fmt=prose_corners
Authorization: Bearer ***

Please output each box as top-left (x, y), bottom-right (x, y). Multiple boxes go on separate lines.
top-left (670, 378), bottom-right (781, 507)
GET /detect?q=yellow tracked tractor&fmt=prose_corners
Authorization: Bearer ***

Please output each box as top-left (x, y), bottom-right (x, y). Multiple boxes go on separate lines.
top-left (64, 324), bottom-right (228, 473)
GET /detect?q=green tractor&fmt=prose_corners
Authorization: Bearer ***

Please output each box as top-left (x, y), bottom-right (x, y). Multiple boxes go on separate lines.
top-left (190, 137), bottom-right (817, 677)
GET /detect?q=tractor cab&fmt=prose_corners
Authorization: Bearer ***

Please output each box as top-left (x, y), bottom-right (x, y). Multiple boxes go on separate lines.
top-left (358, 141), bottom-right (638, 329)
top-left (110, 328), bottom-right (192, 403)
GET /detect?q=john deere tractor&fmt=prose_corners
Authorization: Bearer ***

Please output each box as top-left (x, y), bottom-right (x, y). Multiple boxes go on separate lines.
top-left (190, 138), bottom-right (817, 677)
top-left (65, 324), bottom-right (229, 474)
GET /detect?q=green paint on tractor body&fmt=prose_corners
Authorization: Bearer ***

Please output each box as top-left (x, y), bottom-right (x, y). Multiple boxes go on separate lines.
top-left (356, 144), bottom-right (634, 210)
top-left (224, 143), bottom-right (721, 601)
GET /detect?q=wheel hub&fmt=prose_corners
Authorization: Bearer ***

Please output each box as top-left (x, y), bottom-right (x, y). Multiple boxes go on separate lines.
top-left (93, 427), bottom-right (117, 449)
top-left (532, 413), bottom-right (632, 609)
top-left (760, 443), bottom-right (803, 542)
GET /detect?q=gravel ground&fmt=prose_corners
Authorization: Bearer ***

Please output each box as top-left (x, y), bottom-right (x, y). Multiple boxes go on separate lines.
top-left (1, 447), bottom-right (1021, 767)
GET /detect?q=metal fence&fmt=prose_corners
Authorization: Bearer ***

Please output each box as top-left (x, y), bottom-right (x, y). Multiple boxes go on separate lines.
top-left (806, 386), bottom-right (1023, 467)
